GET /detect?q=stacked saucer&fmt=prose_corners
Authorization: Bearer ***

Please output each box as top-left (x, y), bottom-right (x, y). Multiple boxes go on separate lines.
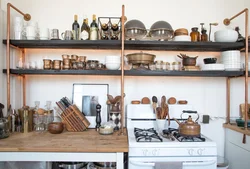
top-left (221, 50), bottom-right (242, 71)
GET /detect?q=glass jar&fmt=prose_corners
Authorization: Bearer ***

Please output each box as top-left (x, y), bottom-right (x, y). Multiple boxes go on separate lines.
top-left (190, 27), bottom-right (200, 42)
top-left (201, 29), bottom-right (208, 42)
top-left (155, 60), bottom-right (163, 70)
top-left (77, 61), bottom-right (84, 69)
top-left (87, 60), bottom-right (99, 70)
top-left (172, 62), bottom-right (181, 71)
top-left (72, 61), bottom-right (78, 69)
top-left (162, 62), bottom-right (170, 70)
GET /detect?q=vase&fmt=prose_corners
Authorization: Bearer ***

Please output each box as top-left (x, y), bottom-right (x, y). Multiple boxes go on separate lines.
top-left (156, 119), bottom-right (167, 133)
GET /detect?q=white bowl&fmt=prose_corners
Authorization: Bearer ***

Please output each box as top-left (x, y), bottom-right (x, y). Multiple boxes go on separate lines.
top-left (106, 63), bottom-right (121, 70)
top-left (173, 35), bottom-right (191, 41)
top-left (214, 29), bottom-right (238, 42)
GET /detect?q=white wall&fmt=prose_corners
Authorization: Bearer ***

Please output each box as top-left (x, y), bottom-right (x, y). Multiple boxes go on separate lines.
top-left (1, 0), bottom-right (250, 159)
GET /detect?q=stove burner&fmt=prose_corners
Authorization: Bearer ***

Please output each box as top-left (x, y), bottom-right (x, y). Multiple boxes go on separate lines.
top-left (163, 128), bottom-right (206, 142)
top-left (134, 128), bottom-right (163, 142)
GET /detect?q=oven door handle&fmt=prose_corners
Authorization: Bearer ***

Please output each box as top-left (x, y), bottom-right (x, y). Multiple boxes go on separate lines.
top-left (184, 160), bottom-right (216, 166)
top-left (130, 160), bottom-right (216, 167)
top-left (130, 160), bottom-right (155, 167)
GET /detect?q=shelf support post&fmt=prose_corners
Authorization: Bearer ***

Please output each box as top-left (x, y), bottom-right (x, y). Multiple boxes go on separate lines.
top-left (6, 3), bottom-right (31, 109)
top-left (226, 77), bottom-right (230, 124)
top-left (120, 5), bottom-right (125, 135)
top-left (224, 8), bottom-right (249, 143)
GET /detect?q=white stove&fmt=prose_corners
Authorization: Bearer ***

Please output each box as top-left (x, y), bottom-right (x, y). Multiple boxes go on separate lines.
top-left (127, 104), bottom-right (217, 169)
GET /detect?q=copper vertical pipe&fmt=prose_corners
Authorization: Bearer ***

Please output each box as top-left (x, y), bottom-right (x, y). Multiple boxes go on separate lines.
top-left (22, 49), bottom-right (26, 106)
top-left (6, 3), bottom-right (31, 109)
top-left (7, 4), bottom-right (11, 109)
top-left (120, 5), bottom-right (125, 135)
top-left (244, 9), bottom-right (249, 130)
top-left (226, 77), bottom-right (231, 124)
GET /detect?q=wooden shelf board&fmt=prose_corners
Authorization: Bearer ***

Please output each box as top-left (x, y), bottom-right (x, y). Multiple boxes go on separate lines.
top-left (223, 123), bottom-right (250, 136)
top-left (2, 69), bottom-right (121, 75)
top-left (2, 40), bottom-right (244, 51)
top-left (3, 69), bottom-right (244, 77)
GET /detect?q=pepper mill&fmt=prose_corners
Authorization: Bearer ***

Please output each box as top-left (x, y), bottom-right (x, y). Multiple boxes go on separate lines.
top-left (95, 104), bottom-right (101, 131)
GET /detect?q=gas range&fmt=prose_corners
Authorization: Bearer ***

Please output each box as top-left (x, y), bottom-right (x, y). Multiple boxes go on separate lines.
top-left (127, 104), bottom-right (217, 169)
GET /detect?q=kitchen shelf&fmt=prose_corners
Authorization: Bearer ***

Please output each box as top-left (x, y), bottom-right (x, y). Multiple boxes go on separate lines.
top-left (223, 123), bottom-right (250, 136)
top-left (2, 69), bottom-right (122, 75)
top-left (3, 69), bottom-right (244, 77)
top-left (2, 40), bottom-right (244, 51)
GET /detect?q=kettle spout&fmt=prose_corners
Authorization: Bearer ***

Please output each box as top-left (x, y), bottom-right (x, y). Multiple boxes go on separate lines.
top-left (173, 118), bottom-right (181, 125)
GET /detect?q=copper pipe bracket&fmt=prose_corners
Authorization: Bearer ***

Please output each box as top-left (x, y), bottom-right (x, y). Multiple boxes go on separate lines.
top-left (24, 14), bottom-right (31, 21)
top-left (223, 18), bottom-right (230, 26)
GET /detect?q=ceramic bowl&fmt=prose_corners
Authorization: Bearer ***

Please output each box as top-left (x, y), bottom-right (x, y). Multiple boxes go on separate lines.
top-left (214, 29), bottom-right (238, 42)
top-left (203, 58), bottom-right (217, 64)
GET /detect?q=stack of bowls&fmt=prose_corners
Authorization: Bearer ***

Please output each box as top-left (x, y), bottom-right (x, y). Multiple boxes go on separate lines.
top-left (214, 29), bottom-right (238, 42)
top-left (105, 56), bottom-right (121, 70)
top-left (221, 50), bottom-right (241, 71)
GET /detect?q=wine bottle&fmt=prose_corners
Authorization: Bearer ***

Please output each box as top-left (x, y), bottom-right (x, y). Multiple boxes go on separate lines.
top-left (81, 17), bottom-right (90, 40)
top-left (89, 14), bottom-right (98, 40)
top-left (101, 23), bottom-right (108, 31)
top-left (111, 23), bottom-right (119, 32)
top-left (72, 15), bottom-right (80, 40)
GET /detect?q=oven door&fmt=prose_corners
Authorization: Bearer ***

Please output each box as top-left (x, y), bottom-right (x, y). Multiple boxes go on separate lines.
top-left (129, 157), bottom-right (217, 169)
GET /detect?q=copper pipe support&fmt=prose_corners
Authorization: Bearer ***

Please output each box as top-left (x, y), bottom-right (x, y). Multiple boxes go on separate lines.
top-left (224, 8), bottom-right (249, 142)
top-left (119, 5), bottom-right (125, 135)
top-left (6, 3), bottom-right (31, 108)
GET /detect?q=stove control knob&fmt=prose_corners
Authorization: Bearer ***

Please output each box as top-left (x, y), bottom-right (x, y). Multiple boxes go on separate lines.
top-left (152, 149), bottom-right (158, 156)
top-left (188, 149), bottom-right (194, 156)
top-left (197, 148), bottom-right (204, 156)
top-left (142, 149), bottom-right (148, 156)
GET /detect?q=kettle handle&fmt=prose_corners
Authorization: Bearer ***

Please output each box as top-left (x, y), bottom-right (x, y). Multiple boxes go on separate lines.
top-left (181, 110), bottom-right (199, 122)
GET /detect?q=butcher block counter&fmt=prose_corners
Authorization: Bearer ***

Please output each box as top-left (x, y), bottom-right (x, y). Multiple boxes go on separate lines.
top-left (0, 129), bottom-right (128, 169)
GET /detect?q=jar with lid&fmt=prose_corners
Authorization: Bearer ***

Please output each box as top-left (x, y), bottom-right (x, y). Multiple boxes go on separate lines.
top-left (72, 61), bottom-right (78, 69)
top-left (190, 27), bottom-right (200, 42)
top-left (77, 61), bottom-right (84, 69)
top-left (162, 62), bottom-right (170, 70)
top-left (172, 62), bottom-right (181, 71)
top-left (201, 29), bottom-right (208, 42)
top-left (155, 60), bottom-right (163, 70)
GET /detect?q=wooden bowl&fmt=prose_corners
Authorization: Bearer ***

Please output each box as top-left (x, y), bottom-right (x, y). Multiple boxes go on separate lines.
top-left (174, 28), bottom-right (188, 36)
top-left (48, 122), bottom-right (64, 134)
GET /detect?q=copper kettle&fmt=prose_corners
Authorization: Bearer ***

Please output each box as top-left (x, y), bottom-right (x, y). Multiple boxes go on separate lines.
top-left (174, 111), bottom-right (200, 136)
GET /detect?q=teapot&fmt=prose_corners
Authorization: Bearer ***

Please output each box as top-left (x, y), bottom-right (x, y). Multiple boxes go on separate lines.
top-left (174, 110), bottom-right (200, 136)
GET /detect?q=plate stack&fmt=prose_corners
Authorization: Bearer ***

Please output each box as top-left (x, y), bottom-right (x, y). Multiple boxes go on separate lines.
top-left (105, 56), bottom-right (121, 70)
top-left (221, 50), bottom-right (242, 71)
top-left (201, 64), bottom-right (225, 71)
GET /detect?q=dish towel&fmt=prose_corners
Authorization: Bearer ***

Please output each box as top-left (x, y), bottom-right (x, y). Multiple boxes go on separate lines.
top-left (155, 162), bottom-right (183, 169)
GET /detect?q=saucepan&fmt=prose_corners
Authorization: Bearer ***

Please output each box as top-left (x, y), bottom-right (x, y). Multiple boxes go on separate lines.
top-left (177, 53), bottom-right (198, 66)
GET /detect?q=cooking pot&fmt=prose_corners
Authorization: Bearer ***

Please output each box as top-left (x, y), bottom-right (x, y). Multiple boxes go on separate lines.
top-left (174, 110), bottom-right (200, 136)
top-left (177, 53), bottom-right (198, 66)
top-left (58, 162), bottom-right (88, 169)
top-left (126, 52), bottom-right (156, 64)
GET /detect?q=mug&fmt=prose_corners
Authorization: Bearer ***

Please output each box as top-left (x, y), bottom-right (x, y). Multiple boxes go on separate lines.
top-left (51, 29), bottom-right (59, 40)
top-left (61, 30), bottom-right (72, 40)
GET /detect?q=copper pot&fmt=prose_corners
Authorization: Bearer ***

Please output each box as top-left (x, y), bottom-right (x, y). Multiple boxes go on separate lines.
top-left (174, 111), bottom-right (200, 136)
top-left (177, 53), bottom-right (198, 66)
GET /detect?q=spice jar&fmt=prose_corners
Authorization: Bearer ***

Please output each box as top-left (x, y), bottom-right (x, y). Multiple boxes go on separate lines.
top-left (71, 54), bottom-right (78, 61)
top-left (201, 29), bottom-right (208, 42)
top-left (87, 60), bottom-right (99, 70)
top-left (172, 62), bottom-right (181, 71)
top-left (162, 62), bottom-right (170, 70)
top-left (72, 61), bottom-right (78, 69)
top-left (62, 54), bottom-right (70, 59)
top-left (43, 59), bottom-right (52, 70)
top-left (77, 61), bottom-right (84, 69)
top-left (190, 27), bottom-right (200, 42)
top-left (155, 60), bottom-right (163, 70)
top-left (52, 60), bottom-right (62, 70)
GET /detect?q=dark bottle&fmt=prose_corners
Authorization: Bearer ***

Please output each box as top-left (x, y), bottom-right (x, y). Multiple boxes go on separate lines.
top-left (111, 35), bottom-right (119, 40)
top-left (201, 29), bottom-right (208, 42)
top-left (72, 15), bottom-right (80, 40)
top-left (111, 23), bottom-right (119, 32)
top-left (81, 18), bottom-right (90, 40)
top-left (101, 23), bottom-right (109, 31)
top-left (101, 34), bottom-right (109, 40)
top-left (90, 14), bottom-right (98, 40)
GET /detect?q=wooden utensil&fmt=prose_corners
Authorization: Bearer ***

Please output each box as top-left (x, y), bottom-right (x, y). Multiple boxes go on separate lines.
top-left (152, 96), bottom-right (158, 114)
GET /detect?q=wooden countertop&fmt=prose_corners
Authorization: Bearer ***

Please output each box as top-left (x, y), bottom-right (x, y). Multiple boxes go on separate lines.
top-left (0, 129), bottom-right (128, 153)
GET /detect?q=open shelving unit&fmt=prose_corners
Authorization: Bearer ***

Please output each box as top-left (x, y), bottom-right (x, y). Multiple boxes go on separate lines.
top-left (2, 4), bottom-right (249, 143)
